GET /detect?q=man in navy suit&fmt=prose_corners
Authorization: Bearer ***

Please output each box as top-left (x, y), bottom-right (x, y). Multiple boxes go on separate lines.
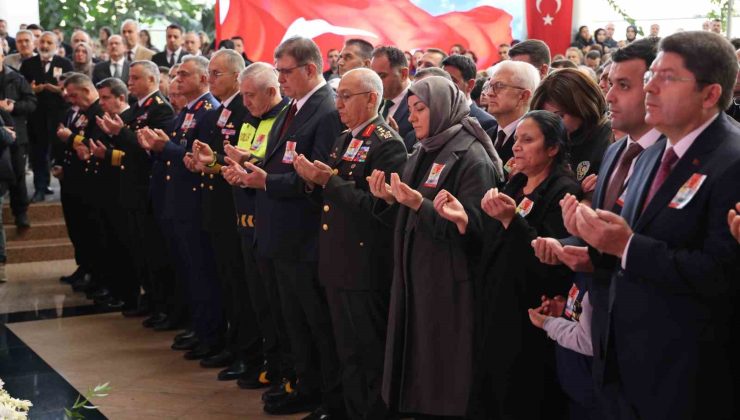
top-left (442, 54), bottom-right (497, 131)
top-left (370, 46), bottom-right (413, 140)
top-left (572, 31), bottom-right (740, 420)
top-left (235, 36), bottom-right (344, 417)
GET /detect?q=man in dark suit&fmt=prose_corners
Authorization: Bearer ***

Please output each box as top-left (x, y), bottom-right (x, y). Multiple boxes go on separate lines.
top-left (509, 39), bottom-right (551, 81)
top-left (152, 24), bottom-right (186, 69)
top-left (294, 67), bottom-right (407, 420)
top-left (442, 54), bottom-right (497, 131)
top-left (572, 31), bottom-right (740, 420)
top-left (483, 60), bottom-right (540, 178)
top-left (92, 35), bottom-right (129, 85)
top-left (139, 55), bottom-right (222, 360)
top-left (371, 46), bottom-right (413, 141)
top-left (20, 31), bottom-right (72, 202)
top-left (0, 20), bottom-right (15, 54)
top-left (236, 36), bottom-right (344, 417)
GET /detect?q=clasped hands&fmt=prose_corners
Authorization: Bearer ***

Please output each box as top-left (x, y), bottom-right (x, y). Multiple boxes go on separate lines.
top-left (136, 127), bottom-right (169, 153)
top-left (367, 170), bottom-right (423, 211)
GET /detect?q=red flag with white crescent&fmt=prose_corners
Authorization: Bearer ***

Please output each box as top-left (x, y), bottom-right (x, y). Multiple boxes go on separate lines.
top-left (526, 0), bottom-right (574, 57)
top-left (215, 0), bottom-right (513, 68)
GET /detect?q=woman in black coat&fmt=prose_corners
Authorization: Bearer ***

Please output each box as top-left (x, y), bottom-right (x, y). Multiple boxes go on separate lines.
top-left (369, 76), bottom-right (503, 418)
top-left (436, 111), bottom-right (581, 419)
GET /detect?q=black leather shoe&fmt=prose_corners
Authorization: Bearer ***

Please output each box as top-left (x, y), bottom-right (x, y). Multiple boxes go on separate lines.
top-left (93, 294), bottom-right (114, 305)
top-left (199, 350), bottom-right (233, 368)
top-left (30, 190), bottom-right (45, 203)
top-left (14, 213), bottom-right (30, 229)
top-left (92, 288), bottom-right (111, 300)
top-left (217, 359), bottom-right (248, 381)
top-left (262, 379), bottom-right (292, 403)
top-left (174, 330), bottom-right (196, 343)
top-left (60, 267), bottom-right (85, 284)
top-left (105, 300), bottom-right (126, 310)
top-left (171, 336), bottom-right (199, 351)
top-left (184, 344), bottom-right (221, 360)
top-left (44, 186), bottom-right (54, 195)
top-left (153, 317), bottom-right (180, 331)
top-left (142, 313), bottom-right (167, 328)
top-left (237, 366), bottom-right (271, 389)
top-left (122, 305), bottom-right (150, 318)
top-left (302, 406), bottom-right (332, 420)
top-left (263, 391), bottom-right (321, 415)
top-left (71, 274), bottom-right (94, 292)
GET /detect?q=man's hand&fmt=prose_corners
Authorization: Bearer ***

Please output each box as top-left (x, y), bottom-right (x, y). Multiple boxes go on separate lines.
top-left (88, 140), bottom-right (107, 160)
top-left (531, 237), bottom-right (563, 266)
top-left (56, 123), bottom-right (72, 141)
top-left (0, 99), bottom-right (15, 113)
top-left (434, 189), bottom-right (468, 234)
top-left (560, 193), bottom-right (581, 237)
top-left (31, 81), bottom-right (45, 94)
top-left (2, 126), bottom-right (16, 141)
top-left (527, 306), bottom-right (550, 330)
top-left (540, 294), bottom-right (566, 317)
top-left (481, 188), bottom-right (517, 228)
top-left (73, 142), bottom-right (91, 161)
top-left (556, 245), bottom-right (594, 273)
top-left (390, 172), bottom-right (423, 211)
top-left (138, 127), bottom-right (169, 152)
top-left (45, 83), bottom-right (63, 94)
top-left (367, 169), bottom-right (395, 205)
top-left (96, 113), bottom-right (125, 136)
top-left (576, 205), bottom-right (633, 257)
top-left (183, 152), bottom-right (198, 173)
top-left (192, 140), bottom-right (215, 166)
top-left (223, 143), bottom-right (251, 165)
top-left (242, 161), bottom-right (268, 190)
top-left (293, 154), bottom-right (332, 187)
top-left (221, 157), bottom-right (247, 187)
top-left (581, 174), bottom-right (598, 194)
top-left (728, 203), bottom-right (740, 243)
top-left (51, 165), bottom-right (63, 179)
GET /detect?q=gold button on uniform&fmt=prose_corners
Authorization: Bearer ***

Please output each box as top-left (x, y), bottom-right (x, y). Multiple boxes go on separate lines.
top-left (209, 174), bottom-right (214, 179)
top-left (200, 183), bottom-right (205, 188)
top-left (208, 186), bottom-right (213, 190)
top-left (166, 175), bottom-right (171, 180)
top-left (359, 242), bottom-right (364, 247)
top-left (323, 205), bottom-right (330, 212)
top-left (192, 187), bottom-right (197, 191)
top-left (166, 160), bottom-right (171, 166)
top-left (120, 165), bottom-right (125, 170)
top-left (332, 169), bottom-right (339, 175)
top-left (322, 224), bottom-right (328, 231)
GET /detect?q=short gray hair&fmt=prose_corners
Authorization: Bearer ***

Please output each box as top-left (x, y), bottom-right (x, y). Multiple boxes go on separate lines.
top-left (239, 62), bottom-right (279, 90)
top-left (64, 72), bottom-right (95, 89)
top-left (181, 54), bottom-right (209, 77)
top-left (72, 30), bottom-right (90, 43)
top-left (490, 60), bottom-right (541, 93)
top-left (131, 60), bottom-right (160, 85)
top-left (342, 68), bottom-right (383, 111)
top-left (274, 36), bottom-right (323, 74)
top-left (120, 19), bottom-right (138, 32)
top-left (15, 29), bottom-right (33, 39)
top-left (211, 49), bottom-right (245, 74)
top-left (40, 31), bottom-right (59, 46)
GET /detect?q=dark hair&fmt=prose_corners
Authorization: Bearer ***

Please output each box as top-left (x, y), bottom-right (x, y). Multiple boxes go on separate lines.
top-left (575, 25), bottom-right (590, 42)
top-left (99, 26), bottom-right (112, 38)
top-left (521, 110), bottom-right (569, 167)
top-left (659, 31), bottom-right (738, 110)
top-left (96, 77), bottom-right (129, 97)
top-left (731, 38), bottom-right (740, 50)
top-left (594, 28), bottom-right (607, 43)
top-left (158, 66), bottom-right (170, 75)
top-left (550, 59), bottom-right (577, 69)
top-left (509, 39), bottom-right (551, 67)
top-left (465, 50), bottom-right (478, 64)
top-left (611, 37), bottom-right (658, 69)
top-left (414, 67), bottom-right (452, 81)
top-left (586, 50), bottom-right (602, 60)
top-left (471, 76), bottom-right (488, 102)
top-left (218, 39), bottom-right (235, 50)
top-left (531, 68), bottom-right (607, 131)
top-left (166, 24), bottom-right (183, 34)
top-left (26, 24), bottom-right (43, 31)
top-left (372, 46), bottom-right (408, 69)
top-left (274, 36), bottom-right (323, 73)
top-left (139, 29), bottom-right (154, 48)
top-left (425, 48), bottom-right (448, 60)
top-left (441, 54), bottom-right (477, 81)
top-left (451, 43), bottom-right (466, 53)
top-left (344, 38), bottom-right (374, 60)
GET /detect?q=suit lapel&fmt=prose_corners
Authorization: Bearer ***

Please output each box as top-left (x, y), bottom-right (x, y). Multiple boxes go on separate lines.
top-left (593, 138), bottom-right (627, 209)
top-left (393, 95), bottom-right (409, 125)
top-left (621, 140), bottom-right (663, 228)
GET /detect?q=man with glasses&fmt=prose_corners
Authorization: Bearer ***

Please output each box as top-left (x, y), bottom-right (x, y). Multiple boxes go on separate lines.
top-left (572, 31), bottom-right (740, 419)
top-left (234, 36), bottom-right (343, 417)
top-left (483, 60), bottom-right (540, 178)
top-left (294, 67), bottom-right (407, 420)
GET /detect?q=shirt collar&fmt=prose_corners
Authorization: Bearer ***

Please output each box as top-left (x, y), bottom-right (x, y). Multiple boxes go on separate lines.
top-left (626, 128), bottom-right (662, 150)
top-left (186, 92), bottom-right (210, 110)
top-left (665, 112), bottom-right (719, 159)
top-left (220, 91), bottom-right (240, 109)
top-left (499, 117), bottom-right (520, 140)
top-left (387, 85), bottom-right (409, 118)
top-left (351, 116), bottom-right (379, 138)
top-left (110, 56), bottom-right (125, 66)
top-left (168, 47), bottom-right (181, 57)
top-left (294, 79), bottom-right (327, 113)
top-left (137, 90), bottom-right (159, 107)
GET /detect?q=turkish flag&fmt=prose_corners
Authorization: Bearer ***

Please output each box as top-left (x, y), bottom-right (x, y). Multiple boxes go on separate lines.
top-left (216, 0), bottom-right (513, 68)
top-left (525, 0), bottom-right (573, 58)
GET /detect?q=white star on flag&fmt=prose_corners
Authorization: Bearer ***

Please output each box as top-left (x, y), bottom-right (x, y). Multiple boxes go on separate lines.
top-left (543, 14), bottom-right (554, 25)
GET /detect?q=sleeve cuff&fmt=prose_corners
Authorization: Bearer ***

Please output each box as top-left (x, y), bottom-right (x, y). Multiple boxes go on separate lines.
top-left (621, 233), bottom-right (634, 270)
top-left (111, 150), bottom-right (125, 167)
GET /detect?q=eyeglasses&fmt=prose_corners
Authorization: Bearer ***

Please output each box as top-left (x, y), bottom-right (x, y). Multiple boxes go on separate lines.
top-left (336, 91), bottom-right (372, 102)
top-left (275, 64), bottom-right (307, 76)
top-left (208, 70), bottom-right (236, 79)
top-left (643, 70), bottom-right (697, 86)
top-left (484, 81), bottom-right (526, 96)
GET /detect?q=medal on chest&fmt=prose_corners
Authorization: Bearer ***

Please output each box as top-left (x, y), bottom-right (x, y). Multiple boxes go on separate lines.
top-left (515, 197), bottom-right (534, 218)
top-left (182, 113), bottom-right (195, 130)
top-left (342, 139), bottom-right (363, 161)
top-left (217, 108), bottom-right (232, 128)
top-left (250, 134), bottom-right (266, 151)
top-left (282, 141), bottom-right (297, 164)
top-left (423, 163), bottom-right (445, 188)
top-left (668, 173), bottom-right (707, 209)
top-left (564, 284), bottom-right (582, 321)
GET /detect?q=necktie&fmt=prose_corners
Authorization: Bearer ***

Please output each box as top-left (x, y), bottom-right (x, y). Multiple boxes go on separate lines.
top-left (278, 102), bottom-right (298, 140)
top-left (113, 63), bottom-right (121, 78)
top-left (602, 142), bottom-right (644, 211)
top-left (169, 52), bottom-right (175, 67)
top-left (642, 147), bottom-right (678, 211)
top-left (127, 51), bottom-right (133, 62)
top-left (381, 99), bottom-right (394, 119)
top-left (494, 130), bottom-right (507, 151)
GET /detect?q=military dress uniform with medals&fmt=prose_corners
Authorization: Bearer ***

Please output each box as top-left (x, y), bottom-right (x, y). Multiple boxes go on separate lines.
top-left (316, 116), bottom-right (407, 419)
top-left (156, 92), bottom-right (224, 350)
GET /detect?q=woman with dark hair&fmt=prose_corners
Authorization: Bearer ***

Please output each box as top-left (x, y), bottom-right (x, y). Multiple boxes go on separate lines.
top-left (594, 28), bottom-right (609, 53)
top-left (72, 42), bottom-right (94, 77)
top-left (369, 76), bottom-right (503, 418)
top-left (139, 29), bottom-right (158, 52)
top-left (626, 25), bottom-right (638, 43)
top-left (98, 26), bottom-right (112, 49)
top-left (571, 25), bottom-right (594, 53)
top-left (531, 68), bottom-right (612, 184)
top-left (436, 110), bottom-right (580, 419)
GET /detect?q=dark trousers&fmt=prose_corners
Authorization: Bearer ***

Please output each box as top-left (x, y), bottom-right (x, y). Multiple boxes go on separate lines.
top-left (127, 209), bottom-right (175, 313)
top-left (157, 217), bottom-right (190, 323)
top-left (325, 288), bottom-right (389, 420)
top-left (241, 235), bottom-right (282, 379)
top-left (8, 142), bottom-right (28, 217)
top-left (59, 185), bottom-right (95, 271)
top-left (209, 228), bottom-right (260, 362)
top-left (271, 258), bottom-right (341, 406)
top-left (28, 116), bottom-right (54, 192)
top-left (596, 381), bottom-right (640, 420)
top-left (97, 202), bottom-right (137, 305)
top-left (166, 218), bottom-right (222, 346)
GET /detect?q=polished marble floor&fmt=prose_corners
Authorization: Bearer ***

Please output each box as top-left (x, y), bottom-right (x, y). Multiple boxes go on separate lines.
top-left (0, 259), bottom-right (302, 419)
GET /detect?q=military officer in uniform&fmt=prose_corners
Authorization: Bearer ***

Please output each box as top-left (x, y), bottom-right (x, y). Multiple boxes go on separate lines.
top-left (138, 55), bottom-right (222, 360)
top-left (294, 67), bottom-right (407, 419)
top-left (219, 62), bottom-right (290, 390)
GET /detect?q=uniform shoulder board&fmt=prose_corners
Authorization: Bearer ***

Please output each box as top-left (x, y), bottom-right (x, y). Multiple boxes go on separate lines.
top-left (155, 96), bottom-right (164, 104)
top-left (374, 124), bottom-right (394, 141)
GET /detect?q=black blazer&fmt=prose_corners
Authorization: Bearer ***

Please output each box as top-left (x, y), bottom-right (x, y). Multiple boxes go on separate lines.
top-left (201, 96), bottom-right (249, 232)
top-left (316, 116), bottom-right (407, 289)
top-left (151, 49), bottom-right (187, 68)
top-left (485, 122), bottom-right (515, 174)
top-left (59, 100), bottom-right (105, 197)
top-left (0, 65), bottom-right (37, 145)
top-left (92, 59), bottom-right (130, 85)
top-left (4, 36), bottom-right (16, 54)
top-left (600, 112), bottom-right (740, 420)
top-left (390, 91), bottom-right (413, 140)
top-left (20, 54), bottom-right (72, 116)
top-left (469, 102), bottom-right (496, 131)
top-left (254, 83), bottom-right (343, 261)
